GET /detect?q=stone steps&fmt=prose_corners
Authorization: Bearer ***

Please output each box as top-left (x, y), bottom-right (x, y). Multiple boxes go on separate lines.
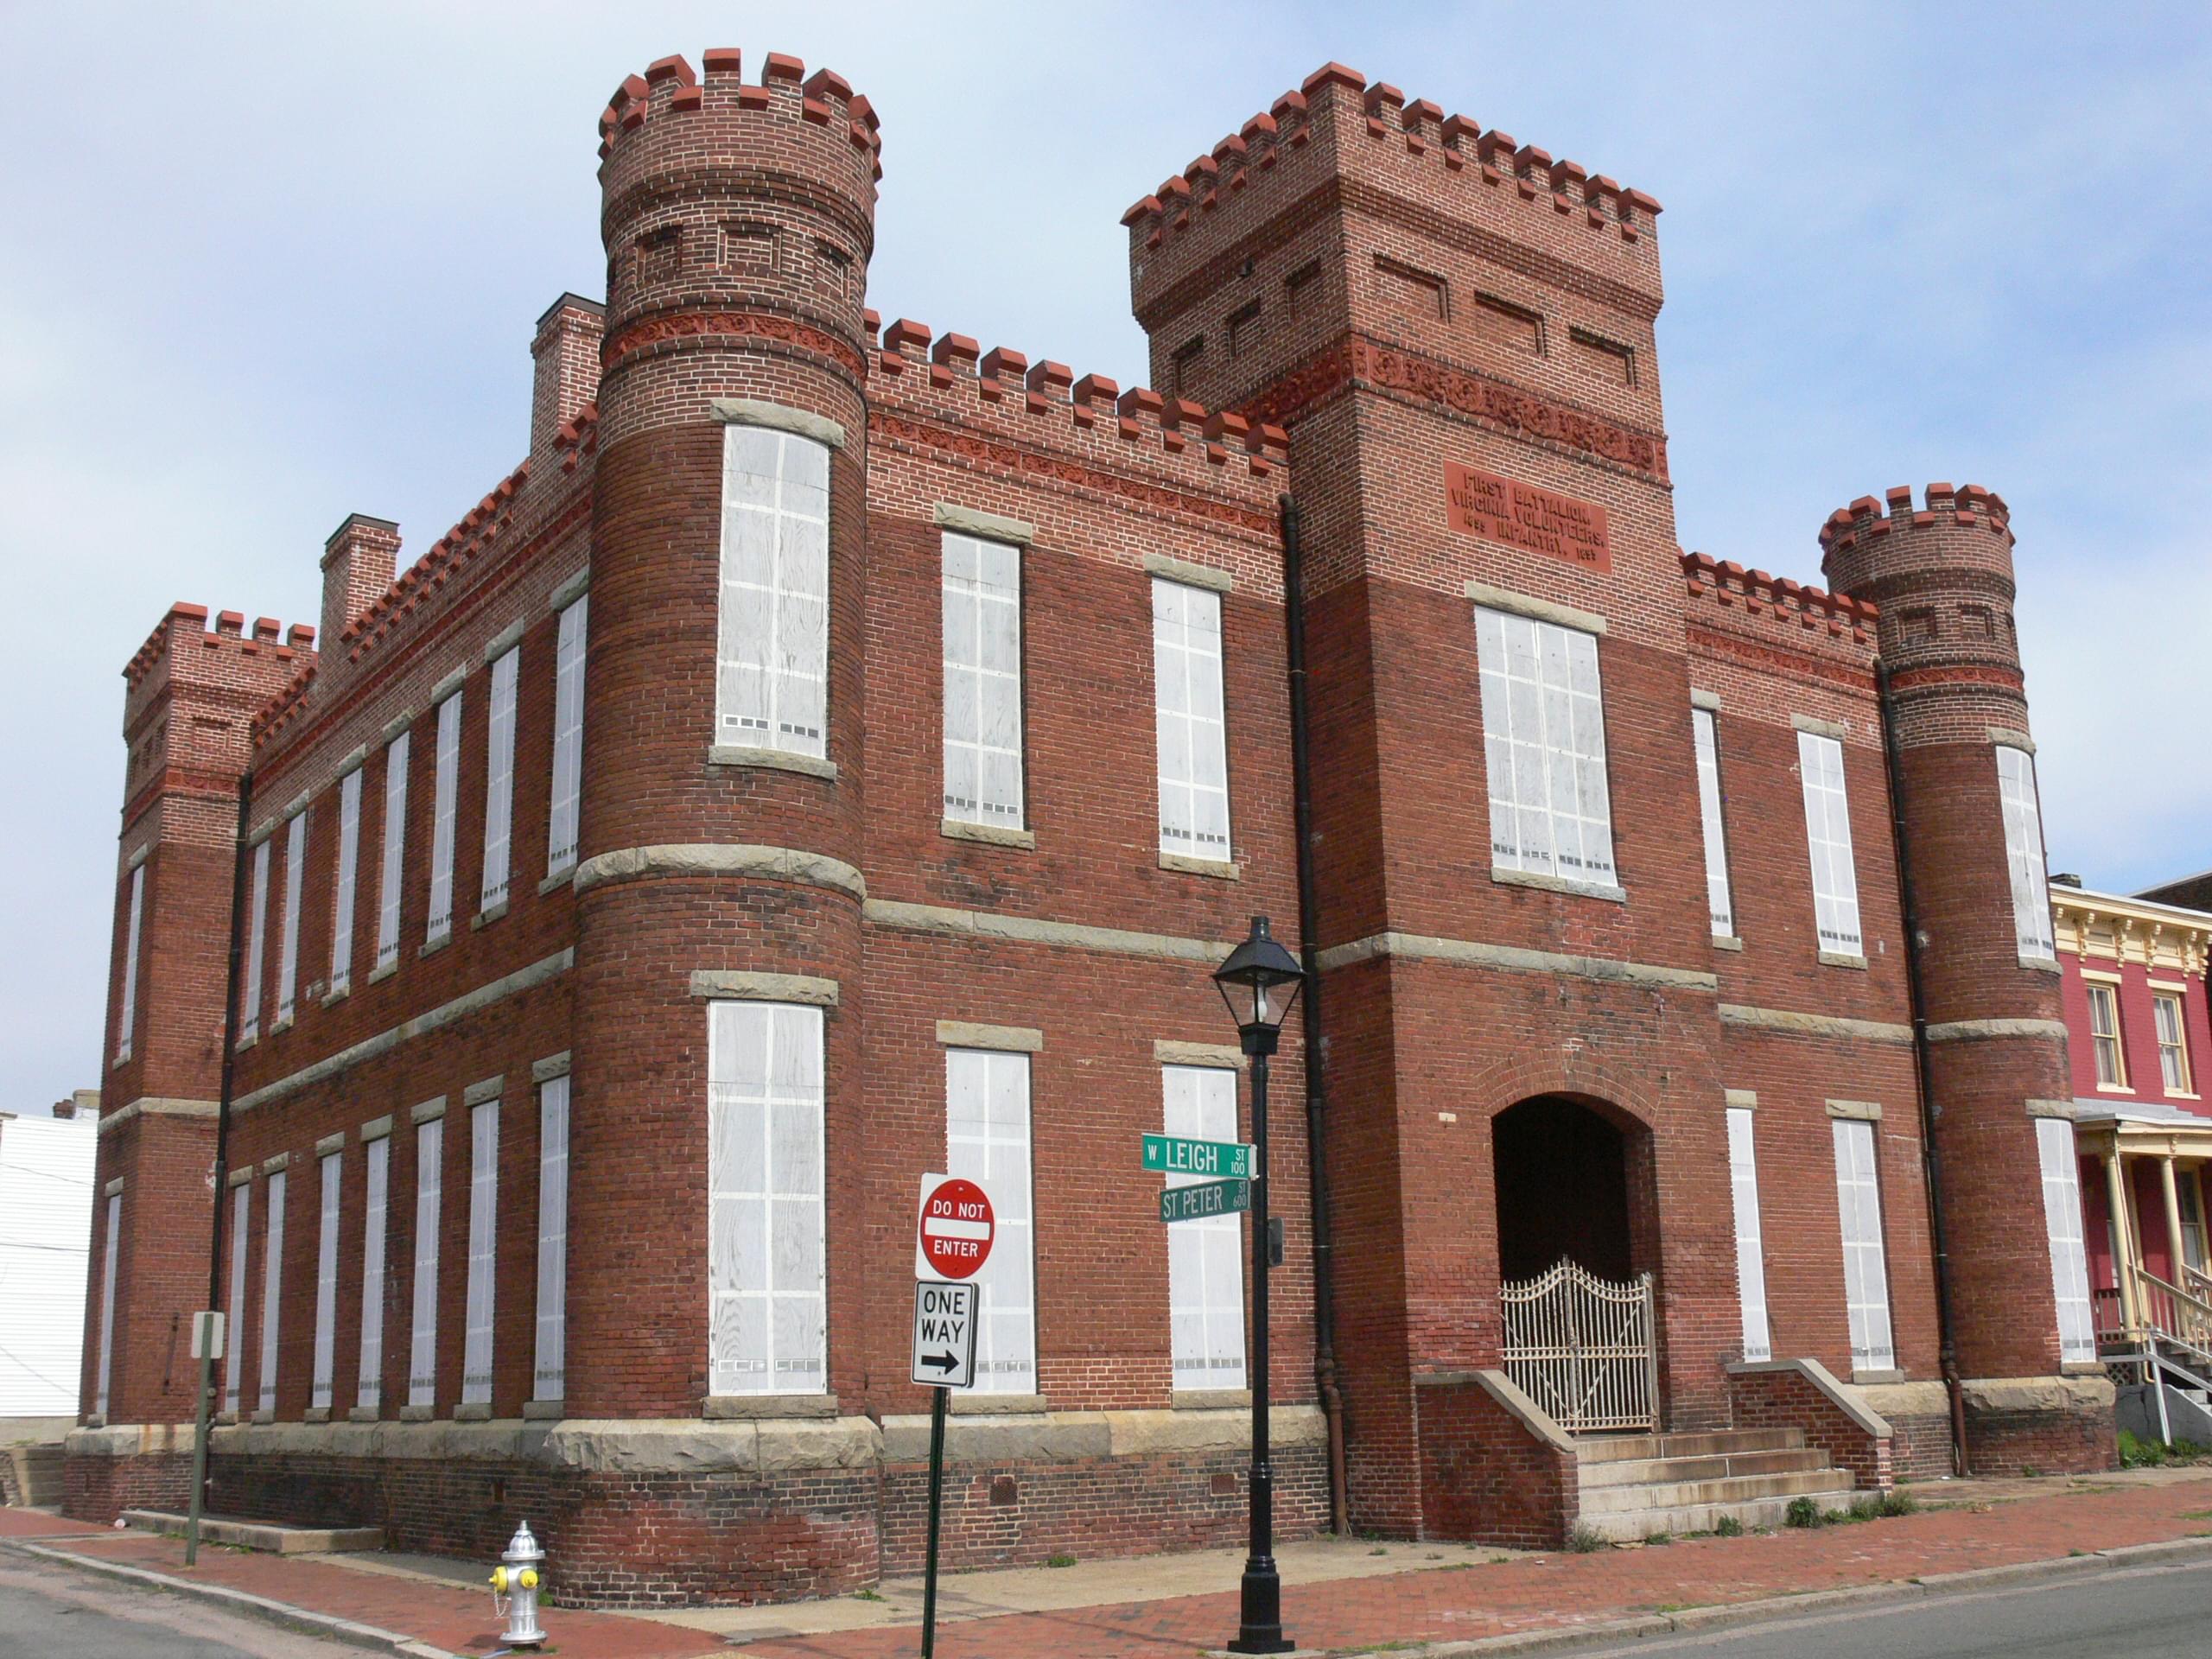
top-left (1571, 1425), bottom-right (1855, 1541)
top-left (1575, 1487), bottom-right (1859, 1542)
top-left (5, 1444), bottom-right (64, 1507)
top-left (1577, 1446), bottom-right (1828, 1488)
top-left (1578, 1465), bottom-right (1848, 1516)
top-left (122, 1510), bottom-right (384, 1554)
top-left (1575, 1427), bottom-right (1801, 1463)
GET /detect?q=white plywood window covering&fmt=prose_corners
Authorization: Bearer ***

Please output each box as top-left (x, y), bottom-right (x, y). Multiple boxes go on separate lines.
top-left (533, 1077), bottom-right (569, 1402)
top-left (1797, 731), bottom-right (1862, 954)
top-left (240, 839), bottom-right (271, 1044)
top-left (409, 1118), bottom-right (442, 1408)
top-left (426, 691), bottom-right (462, 943)
top-left (1153, 578), bottom-right (1232, 860)
top-left (331, 768), bottom-right (361, 994)
top-left (223, 1182), bottom-right (250, 1414)
top-left (1693, 708), bottom-right (1735, 936)
top-left (545, 596), bottom-right (588, 878)
top-left (1726, 1107), bottom-right (1770, 1363)
top-left (718, 426), bottom-right (830, 757)
top-left (947, 1048), bottom-right (1037, 1394)
top-left (480, 646), bottom-right (519, 910)
top-left (1475, 607), bottom-right (1617, 887)
top-left (708, 1001), bottom-right (826, 1395)
top-left (276, 811), bottom-right (306, 1025)
top-left (942, 532), bottom-right (1025, 830)
top-left (312, 1152), bottom-right (340, 1408)
top-left (94, 1193), bottom-right (120, 1419)
top-left (1996, 746), bottom-right (2056, 962)
top-left (257, 1168), bottom-right (286, 1414)
top-left (375, 730), bottom-right (410, 972)
top-left (1164, 1065), bottom-right (1246, 1390)
top-left (116, 865), bottom-right (144, 1063)
top-left (2154, 993), bottom-right (2193, 1095)
top-left (462, 1101), bottom-right (499, 1405)
top-left (1830, 1119), bottom-right (1894, 1371)
top-left (359, 1136), bottom-right (388, 1410)
top-left (2034, 1117), bottom-right (2096, 1364)
top-left (2088, 983), bottom-right (2126, 1087)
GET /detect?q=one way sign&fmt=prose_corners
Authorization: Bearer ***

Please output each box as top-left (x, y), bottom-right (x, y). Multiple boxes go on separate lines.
top-left (910, 1280), bottom-right (979, 1389)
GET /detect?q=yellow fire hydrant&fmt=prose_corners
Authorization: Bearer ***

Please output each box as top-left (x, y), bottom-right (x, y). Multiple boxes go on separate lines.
top-left (487, 1520), bottom-right (547, 1648)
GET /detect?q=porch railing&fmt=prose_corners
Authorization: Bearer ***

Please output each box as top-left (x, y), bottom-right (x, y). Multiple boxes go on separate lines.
top-left (1500, 1257), bottom-right (1658, 1433)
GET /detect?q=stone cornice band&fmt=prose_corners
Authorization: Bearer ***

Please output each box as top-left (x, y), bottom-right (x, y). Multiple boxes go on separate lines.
top-left (1314, 931), bottom-right (1716, 991)
top-left (575, 843), bottom-right (866, 901)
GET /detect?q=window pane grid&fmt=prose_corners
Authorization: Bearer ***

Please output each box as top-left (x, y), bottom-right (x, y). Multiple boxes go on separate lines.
top-left (463, 1101), bottom-right (499, 1403)
top-left (276, 812), bottom-right (306, 1025)
top-left (947, 1049), bottom-right (1037, 1394)
top-left (1693, 708), bottom-right (1735, 936)
top-left (1153, 579), bottom-right (1232, 859)
top-left (1997, 747), bottom-right (2056, 961)
top-left (375, 731), bottom-right (410, 971)
top-left (481, 646), bottom-right (518, 911)
top-left (546, 597), bottom-right (588, 876)
top-left (312, 1153), bottom-right (340, 1408)
top-left (2154, 994), bottom-right (2192, 1094)
top-left (709, 1002), bottom-right (827, 1395)
top-left (1726, 1108), bottom-right (1770, 1363)
top-left (359, 1137), bottom-right (387, 1411)
top-left (1830, 1120), bottom-right (1894, 1371)
top-left (2088, 984), bottom-right (2126, 1087)
top-left (1797, 731), bottom-right (1862, 953)
top-left (427, 693), bottom-right (461, 943)
top-left (534, 1078), bottom-right (569, 1402)
top-left (258, 1169), bottom-right (286, 1414)
top-left (942, 534), bottom-right (1026, 829)
top-left (2035, 1119), bottom-right (2096, 1363)
top-left (410, 1119), bottom-right (442, 1407)
top-left (332, 769), bottom-right (361, 995)
top-left (116, 865), bottom-right (144, 1063)
top-left (718, 428), bottom-right (830, 757)
top-left (1164, 1066), bottom-right (1247, 1390)
top-left (1476, 607), bottom-right (1616, 886)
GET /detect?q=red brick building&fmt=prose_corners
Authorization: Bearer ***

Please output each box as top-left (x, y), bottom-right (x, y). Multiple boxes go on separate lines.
top-left (71, 49), bottom-right (2115, 1602)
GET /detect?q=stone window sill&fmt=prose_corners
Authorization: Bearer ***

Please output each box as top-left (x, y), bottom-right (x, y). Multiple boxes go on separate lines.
top-left (368, 960), bottom-right (397, 986)
top-left (111, 1051), bottom-right (131, 1071)
top-left (709, 743), bottom-right (838, 781)
top-left (346, 1407), bottom-right (381, 1424)
top-left (304, 1407), bottom-right (330, 1423)
top-left (950, 1392), bottom-right (1047, 1415)
top-left (1173, 1389), bottom-right (1252, 1410)
top-left (270, 1016), bottom-right (295, 1038)
top-left (418, 932), bottom-right (451, 961)
top-left (251, 1409), bottom-right (275, 1425)
top-left (702, 1393), bottom-right (839, 1420)
top-left (398, 1403), bottom-right (434, 1422)
top-left (1818, 951), bottom-right (1869, 970)
top-left (2019, 954), bottom-right (2063, 975)
top-left (941, 818), bottom-right (1036, 850)
top-left (1712, 934), bottom-right (1745, 952)
top-left (236, 1032), bottom-right (259, 1052)
top-left (453, 1402), bottom-right (492, 1421)
top-left (470, 900), bottom-right (508, 932)
top-left (1851, 1368), bottom-right (1905, 1385)
top-left (1492, 866), bottom-right (1627, 904)
top-left (538, 866), bottom-right (575, 897)
top-left (523, 1399), bottom-right (564, 1421)
top-left (321, 982), bottom-right (351, 1009)
top-left (1160, 852), bottom-right (1241, 880)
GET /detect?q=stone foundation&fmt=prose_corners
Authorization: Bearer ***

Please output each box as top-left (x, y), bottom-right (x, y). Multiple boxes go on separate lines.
top-left (1958, 1375), bottom-right (2117, 1475)
top-left (1856, 1379), bottom-right (1956, 1482)
top-left (60, 1424), bottom-right (195, 1522)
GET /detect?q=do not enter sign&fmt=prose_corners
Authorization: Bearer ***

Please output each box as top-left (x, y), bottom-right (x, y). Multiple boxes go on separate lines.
top-left (914, 1173), bottom-right (995, 1281)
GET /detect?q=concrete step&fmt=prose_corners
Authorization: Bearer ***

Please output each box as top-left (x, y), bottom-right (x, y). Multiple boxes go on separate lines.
top-left (1578, 1466), bottom-right (1850, 1516)
top-left (122, 1510), bottom-right (383, 1555)
top-left (1577, 1446), bottom-right (1828, 1488)
top-left (9, 1445), bottom-right (64, 1507)
top-left (1578, 1486), bottom-right (1857, 1543)
top-left (1575, 1427), bottom-right (1803, 1464)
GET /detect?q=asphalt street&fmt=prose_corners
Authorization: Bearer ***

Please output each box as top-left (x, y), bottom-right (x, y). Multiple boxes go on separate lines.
top-left (1565, 1558), bottom-right (2211, 1657)
top-left (0, 1552), bottom-right (368, 1659)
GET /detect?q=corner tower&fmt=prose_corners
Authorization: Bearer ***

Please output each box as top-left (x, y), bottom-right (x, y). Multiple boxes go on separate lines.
top-left (569, 47), bottom-right (880, 1459)
top-left (1823, 486), bottom-right (2113, 1471)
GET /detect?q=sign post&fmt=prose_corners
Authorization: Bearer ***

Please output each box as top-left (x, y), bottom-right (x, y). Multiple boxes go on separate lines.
top-left (912, 1175), bottom-right (993, 1659)
top-left (184, 1311), bottom-right (223, 1567)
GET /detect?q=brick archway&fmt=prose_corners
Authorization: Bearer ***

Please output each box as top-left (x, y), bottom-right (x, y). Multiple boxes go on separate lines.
top-left (1491, 1094), bottom-right (1641, 1284)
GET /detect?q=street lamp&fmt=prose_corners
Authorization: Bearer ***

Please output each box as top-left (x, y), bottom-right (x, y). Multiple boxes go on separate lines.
top-left (1213, 914), bottom-right (1303, 1656)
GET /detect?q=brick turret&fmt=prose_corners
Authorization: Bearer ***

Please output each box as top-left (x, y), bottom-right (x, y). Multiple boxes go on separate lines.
top-left (1825, 486), bottom-right (2101, 1465)
top-left (570, 49), bottom-right (878, 1426)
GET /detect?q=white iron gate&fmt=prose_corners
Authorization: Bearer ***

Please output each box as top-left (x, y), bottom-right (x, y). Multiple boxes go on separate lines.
top-left (1500, 1256), bottom-right (1659, 1433)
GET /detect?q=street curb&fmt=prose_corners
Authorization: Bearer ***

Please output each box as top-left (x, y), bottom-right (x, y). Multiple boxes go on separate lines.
top-left (3, 1538), bottom-right (460, 1658)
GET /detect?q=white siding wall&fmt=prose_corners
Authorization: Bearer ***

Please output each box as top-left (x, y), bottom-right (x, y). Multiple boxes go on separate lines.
top-left (0, 1112), bottom-right (98, 1416)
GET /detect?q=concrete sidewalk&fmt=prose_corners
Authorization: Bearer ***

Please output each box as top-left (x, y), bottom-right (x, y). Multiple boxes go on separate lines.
top-left (6, 1467), bottom-right (2212, 1659)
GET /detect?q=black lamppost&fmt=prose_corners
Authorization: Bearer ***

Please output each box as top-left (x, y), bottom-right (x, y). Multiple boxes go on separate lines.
top-left (1213, 914), bottom-right (1304, 1656)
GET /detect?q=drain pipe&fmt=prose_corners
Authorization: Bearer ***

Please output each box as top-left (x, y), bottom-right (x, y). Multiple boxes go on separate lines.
top-left (1874, 658), bottom-right (1967, 1477)
top-left (1279, 492), bottom-right (1348, 1532)
top-left (207, 767), bottom-right (253, 1315)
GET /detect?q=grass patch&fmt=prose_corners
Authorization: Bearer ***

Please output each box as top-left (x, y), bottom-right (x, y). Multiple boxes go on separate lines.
top-left (1045, 1553), bottom-right (1077, 1568)
top-left (1784, 1497), bottom-right (1822, 1529)
top-left (1565, 1521), bottom-right (1610, 1553)
top-left (1713, 1514), bottom-right (1745, 1538)
top-left (852, 1587), bottom-right (883, 1601)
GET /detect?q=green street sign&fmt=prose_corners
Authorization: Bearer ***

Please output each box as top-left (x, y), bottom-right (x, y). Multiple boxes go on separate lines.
top-left (1159, 1177), bottom-right (1251, 1224)
top-left (1142, 1134), bottom-right (1255, 1180)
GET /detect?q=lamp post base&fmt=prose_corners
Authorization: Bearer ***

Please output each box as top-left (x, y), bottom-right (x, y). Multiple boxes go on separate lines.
top-left (1224, 1557), bottom-right (1294, 1654)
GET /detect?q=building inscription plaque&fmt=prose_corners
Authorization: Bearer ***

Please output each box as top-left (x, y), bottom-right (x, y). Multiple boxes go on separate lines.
top-left (1445, 463), bottom-right (1611, 573)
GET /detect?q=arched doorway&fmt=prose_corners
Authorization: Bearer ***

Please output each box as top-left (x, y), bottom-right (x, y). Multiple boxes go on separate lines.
top-left (1492, 1094), bottom-right (1638, 1282)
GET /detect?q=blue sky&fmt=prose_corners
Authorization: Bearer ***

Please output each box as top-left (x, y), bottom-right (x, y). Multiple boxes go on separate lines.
top-left (3, 2), bottom-right (2207, 1114)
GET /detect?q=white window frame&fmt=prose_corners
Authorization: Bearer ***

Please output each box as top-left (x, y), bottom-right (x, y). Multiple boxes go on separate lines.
top-left (1693, 708), bottom-right (1735, 938)
top-left (717, 425), bottom-right (830, 758)
top-left (2034, 1117), bottom-right (2096, 1364)
top-left (426, 691), bottom-right (461, 944)
top-left (461, 1101), bottom-right (499, 1406)
top-left (546, 597), bottom-right (588, 879)
top-left (409, 1118), bottom-right (442, 1408)
top-left (331, 767), bottom-right (361, 995)
top-left (312, 1152), bottom-right (340, 1409)
top-left (707, 1001), bottom-right (827, 1395)
top-left (241, 838), bottom-right (271, 1043)
top-left (942, 532), bottom-right (1026, 830)
top-left (2088, 981), bottom-right (2127, 1088)
top-left (2178, 1171), bottom-right (2207, 1275)
top-left (223, 1182), bottom-right (250, 1414)
top-left (1475, 606), bottom-right (1617, 889)
top-left (94, 1192), bottom-right (120, 1419)
top-left (359, 1135), bottom-right (388, 1411)
top-left (1797, 730), bottom-right (1863, 955)
top-left (1153, 577), bottom-right (1232, 861)
top-left (1996, 746), bottom-right (2056, 962)
top-left (481, 646), bottom-right (518, 912)
top-left (946, 1048), bottom-right (1037, 1395)
top-left (116, 864), bottom-right (144, 1063)
top-left (375, 729), bottom-right (410, 973)
top-left (2153, 992), bottom-right (2194, 1095)
top-left (1163, 1065), bottom-right (1246, 1392)
top-left (1831, 1119), bottom-right (1895, 1372)
top-left (276, 810), bottom-right (306, 1026)
top-left (1726, 1106), bottom-right (1771, 1363)
top-left (258, 1167), bottom-right (286, 1415)
top-left (533, 1077), bottom-right (569, 1404)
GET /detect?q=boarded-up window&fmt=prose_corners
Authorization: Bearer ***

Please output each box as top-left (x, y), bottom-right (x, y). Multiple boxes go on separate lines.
top-left (1375, 253), bottom-right (1448, 320)
top-left (1228, 301), bottom-right (1262, 358)
top-left (1570, 327), bottom-right (1636, 385)
top-left (1473, 293), bottom-right (1544, 354)
top-left (1284, 261), bottom-right (1321, 319)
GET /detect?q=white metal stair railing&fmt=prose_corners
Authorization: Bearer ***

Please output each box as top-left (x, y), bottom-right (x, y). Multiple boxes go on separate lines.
top-left (1499, 1256), bottom-right (1659, 1433)
top-left (2129, 1266), bottom-right (2212, 1383)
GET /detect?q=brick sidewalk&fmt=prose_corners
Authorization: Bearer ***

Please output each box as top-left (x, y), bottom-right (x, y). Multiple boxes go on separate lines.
top-left (8, 1475), bottom-right (2212, 1659)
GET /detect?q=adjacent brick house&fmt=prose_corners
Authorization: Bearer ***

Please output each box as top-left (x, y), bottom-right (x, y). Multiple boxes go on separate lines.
top-left (72, 48), bottom-right (2114, 1602)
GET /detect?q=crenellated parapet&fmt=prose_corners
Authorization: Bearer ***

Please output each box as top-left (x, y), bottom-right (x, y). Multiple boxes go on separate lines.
top-left (1681, 550), bottom-right (1878, 641)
